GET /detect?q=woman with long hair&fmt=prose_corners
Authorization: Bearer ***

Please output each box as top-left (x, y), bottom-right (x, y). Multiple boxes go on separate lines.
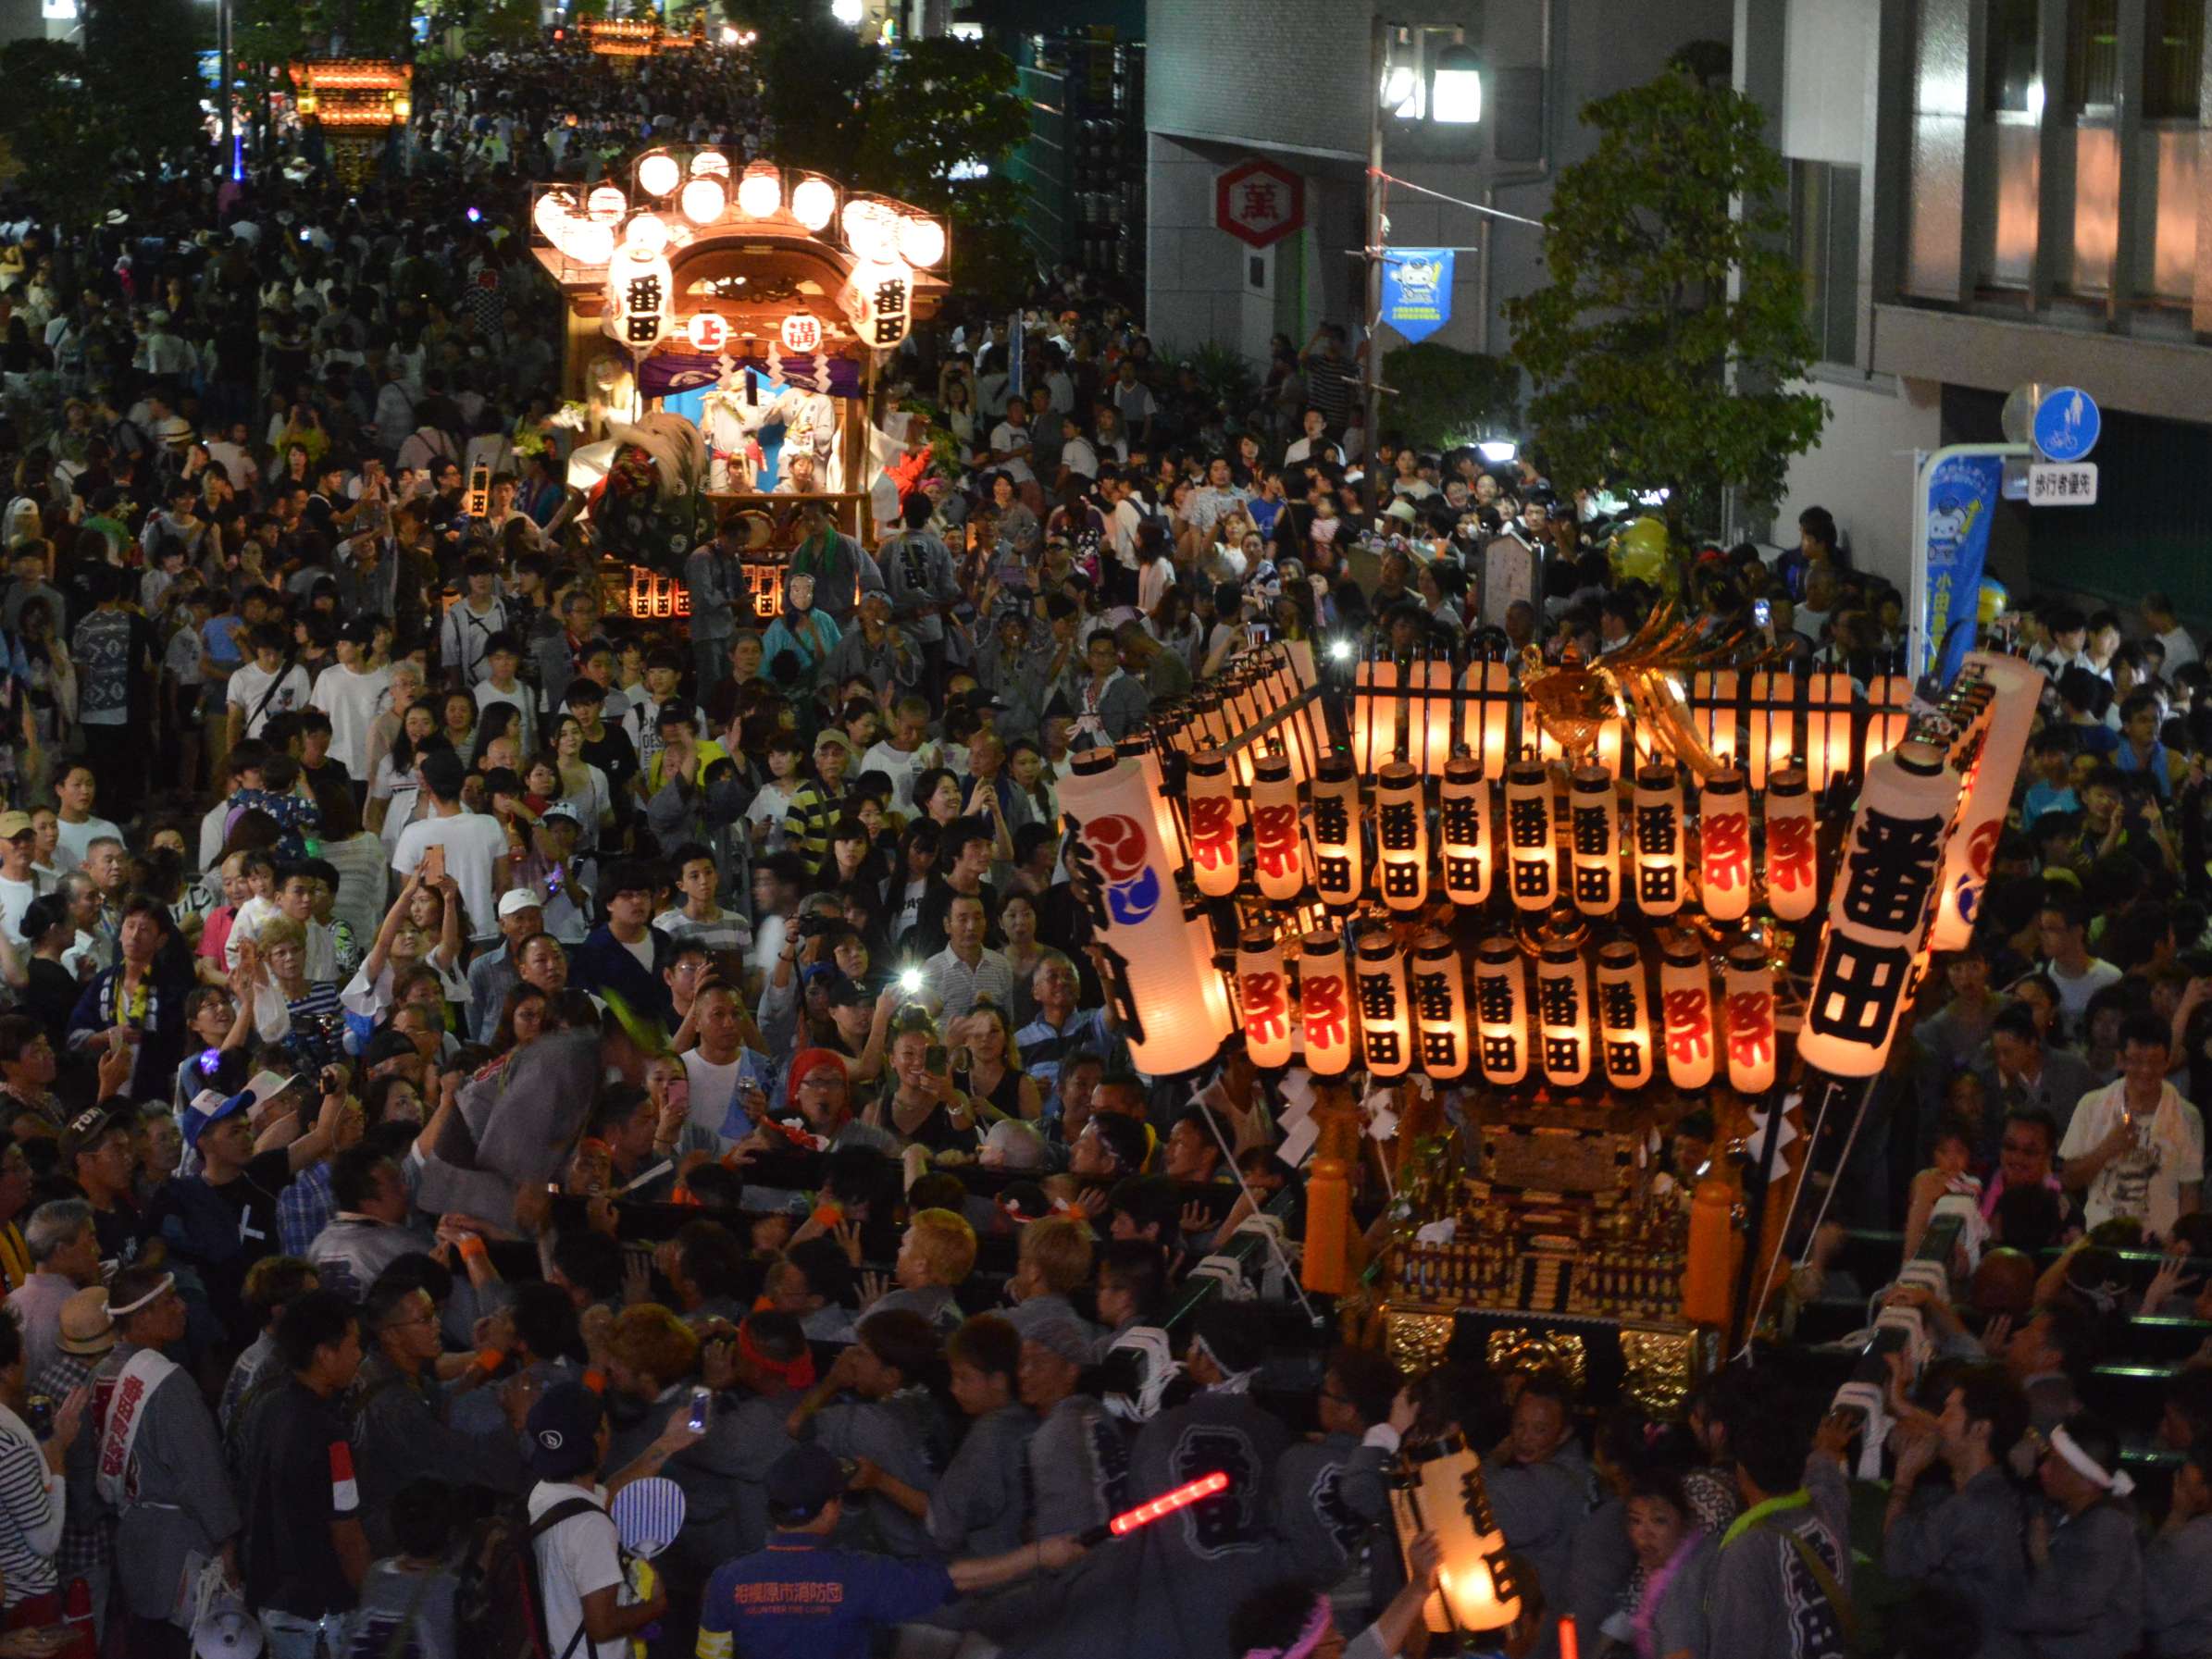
top-left (1146, 584), bottom-right (1201, 672)
top-left (13, 598), bottom-right (70, 805)
top-left (367, 699), bottom-right (448, 846)
top-left (1134, 519), bottom-right (1175, 616)
top-left (363, 659), bottom-right (427, 798)
top-left (952, 997), bottom-right (1042, 1125)
top-left (491, 984), bottom-right (553, 1057)
top-left (550, 717), bottom-right (615, 852)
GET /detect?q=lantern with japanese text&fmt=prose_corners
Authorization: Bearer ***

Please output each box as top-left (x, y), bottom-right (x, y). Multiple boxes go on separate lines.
top-left (1410, 931), bottom-right (1471, 1083)
top-left (1298, 932), bottom-right (1356, 1077)
top-left (1535, 927), bottom-right (1593, 1093)
top-left (1184, 750), bottom-right (1240, 899)
top-left (1502, 761), bottom-right (1558, 913)
top-left (1697, 768), bottom-right (1752, 924)
top-left (1931, 654), bottom-right (2046, 949)
top-left (1249, 753), bottom-right (1305, 902)
top-left (780, 312), bottom-right (825, 354)
top-left (1309, 757), bottom-right (1364, 909)
top-left (1798, 741), bottom-right (1963, 1077)
top-left (845, 258), bottom-right (915, 348)
top-left (1657, 933), bottom-right (1717, 1092)
top-left (606, 244), bottom-right (673, 349)
top-left (1632, 765), bottom-right (1685, 918)
top-left (1762, 768), bottom-right (1819, 922)
top-left (1438, 758), bottom-right (1492, 907)
top-left (1390, 1435), bottom-right (1523, 1636)
top-left (1375, 763), bottom-right (1429, 913)
top-left (1723, 941), bottom-right (1777, 1096)
top-left (1472, 935), bottom-right (1529, 1087)
top-left (1061, 754), bottom-right (1234, 1076)
top-left (1594, 939), bottom-right (1654, 1092)
top-left (1355, 929), bottom-right (1414, 1080)
top-left (1236, 930), bottom-right (1295, 1071)
top-left (1567, 766), bottom-right (1619, 918)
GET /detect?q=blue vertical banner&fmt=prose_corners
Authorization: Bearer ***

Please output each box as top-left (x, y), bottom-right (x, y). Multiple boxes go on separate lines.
top-left (1379, 249), bottom-right (1454, 344)
top-left (1923, 452), bottom-right (2004, 686)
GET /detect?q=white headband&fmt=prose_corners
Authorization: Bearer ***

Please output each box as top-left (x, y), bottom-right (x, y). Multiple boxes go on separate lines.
top-left (109, 1273), bottom-right (176, 1319)
top-left (2047, 1426), bottom-right (2134, 1498)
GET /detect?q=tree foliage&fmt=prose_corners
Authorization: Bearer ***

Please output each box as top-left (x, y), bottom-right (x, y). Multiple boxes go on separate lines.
top-left (1381, 342), bottom-right (1521, 453)
top-left (1501, 67), bottom-right (1827, 536)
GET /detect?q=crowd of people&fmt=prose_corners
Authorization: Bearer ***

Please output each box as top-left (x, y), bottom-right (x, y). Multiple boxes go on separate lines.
top-left (0, 23), bottom-right (2209, 1659)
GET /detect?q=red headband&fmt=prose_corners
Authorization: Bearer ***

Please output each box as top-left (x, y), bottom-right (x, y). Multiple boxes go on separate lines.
top-left (739, 1319), bottom-right (816, 1391)
top-left (785, 1047), bottom-right (849, 1108)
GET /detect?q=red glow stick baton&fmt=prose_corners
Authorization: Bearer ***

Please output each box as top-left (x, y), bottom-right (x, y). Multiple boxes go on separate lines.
top-left (1559, 1615), bottom-right (1579, 1659)
top-left (1082, 1471), bottom-right (1231, 1543)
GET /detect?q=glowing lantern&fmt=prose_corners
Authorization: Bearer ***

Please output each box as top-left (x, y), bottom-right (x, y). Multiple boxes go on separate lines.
top-left (1114, 737), bottom-right (1186, 870)
top-left (1807, 671), bottom-right (1856, 794)
top-left (736, 162), bottom-right (782, 218)
top-left (1535, 930), bottom-right (1593, 1092)
top-left (685, 313), bottom-right (729, 353)
top-left (606, 245), bottom-right (672, 348)
top-left (637, 151), bottom-right (680, 198)
top-left (791, 176), bottom-right (838, 231)
top-left (1723, 941), bottom-right (1777, 1096)
top-left (690, 150), bottom-right (731, 179)
top-left (1697, 768), bottom-right (1752, 924)
top-left (1762, 768), bottom-right (1818, 922)
top-left (1389, 1435), bottom-right (1523, 1635)
top-left (898, 213), bottom-right (947, 268)
top-left (679, 176), bottom-right (727, 227)
top-left (1472, 935), bottom-right (1529, 1087)
top-left (1310, 757), bottom-right (1365, 910)
top-left (1236, 930), bottom-right (1295, 1071)
top-left (1061, 754), bottom-right (1234, 1077)
top-left (587, 184), bottom-right (628, 221)
top-left (1184, 750), bottom-right (1241, 899)
top-left (780, 313), bottom-right (824, 355)
top-left (1298, 932), bottom-right (1356, 1077)
top-left (1249, 754), bottom-right (1304, 903)
top-left (1658, 934), bottom-right (1716, 1092)
top-left (623, 212), bottom-right (671, 255)
top-left (1460, 659), bottom-right (1511, 780)
top-left (846, 258), bottom-right (913, 348)
top-left (1355, 929), bottom-right (1413, 1080)
top-left (1799, 741), bottom-right (1963, 1078)
top-left (1931, 653), bottom-right (2045, 949)
top-left (563, 219), bottom-right (615, 267)
top-left (1375, 763), bottom-right (1428, 912)
top-left (1864, 675), bottom-right (1912, 770)
top-left (1746, 671), bottom-right (1795, 792)
top-left (1410, 931), bottom-right (1470, 1082)
top-left (1695, 670), bottom-right (1739, 763)
top-left (1594, 939), bottom-right (1653, 1091)
top-left (1416, 659), bottom-right (1456, 773)
top-left (1437, 758), bottom-right (1491, 906)
top-left (842, 196), bottom-right (901, 262)
top-left (1502, 761), bottom-right (1557, 913)
top-left (1567, 766), bottom-right (1619, 918)
top-left (1632, 764), bottom-right (1685, 918)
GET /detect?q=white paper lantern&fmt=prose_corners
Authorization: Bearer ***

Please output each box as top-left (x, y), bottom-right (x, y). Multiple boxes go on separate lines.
top-left (1249, 753), bottom-right (1304, 903)
top-left (1632, 764), bottom-right (1685, 918)
top-left (1502, 761), bottom-right (1557, 913)
top-left (1310, 757), bottom-right (1364, 910)
top-left (898, 213), bottom-right (947, 267)
top-left (735, 163), bottom-right (780, 218)
top-left (1657, 934), bottom-right (1717, 1092)
top-left (1298, 932), bottom-right (1356, 1078)
top-left (587, 184), bottom-right (628, 221)
top-left (622, 212), bottom-right (670, 255)
top-left (1410, 931), bottom-right (1470, 1082)
top-left (690, 149), bottom-right (730, 178)
top-left (533, 189), bottom-right (578, 245)
top-left (841, 196), bottom-right (900, 262)
top-left (780, 312), bottom-right (824, 354)
top-left (1723, 940), bottom-right (1777, 1096)
top-left (845, 258), bottom-right (914, 349)
top-left (605, 245), bottom-right (672, 348)
top-left (1799, 741), bottom-right (1963, 1077)
top-left (685, 312), bottom-right (729, 353)
top-left (1762, 767), bottom-right (1819, 922)
top-left (1374, 762), bottom-right (1428, 913)
top-left (1567, 766), bottom-right (1619, 918)
top-left (1697, 768), bottom-right (1752, 925)
top-left (1236, 930), bottom-right (1295, 1071)
top-left (680, 176), bottom-right (727, 227)
top-left (637, 152), bottom-right (680, 198)
top-left (1389, 1435), bottom-right (1522, 1636)
top-left (1438, 758), bottom-right (1491, 907)
top-left (1185, 750), bottom-right (1240, 899)
top-left (1594, 939), bottom-right (1654, 1091)
top-left (1472, 935), bottom-right (1528, 1087)
top-left (1535, 934), bottom-right (1593, 1092)
top-left (1354, 929), bottom-right (1413, 1080)
top-left (1930, 653), bottom-right (2045, 949)
top-left (790, 176), bottom-right (838, 231)
top-left (1061, 755), bottom-right (1233, 1077)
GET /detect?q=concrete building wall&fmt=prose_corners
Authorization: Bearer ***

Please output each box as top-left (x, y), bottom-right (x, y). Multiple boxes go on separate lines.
top-left (1776, 374), bottom-right (1944, 595)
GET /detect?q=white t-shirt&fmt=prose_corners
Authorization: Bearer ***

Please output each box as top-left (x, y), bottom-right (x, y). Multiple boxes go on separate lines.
top-left (0, 873), bottom-right (45, 944)
top-left (311, 663), bottom-right (392, 781)
top-left (683, 1049), bottom-right (746, 1146)
top-left (391, 811), bottom-right (510, 941)
top-left (2047, 956), bottom-right (2124, 1027)
top-left (2058, 1080), bottom-right (2206, 1240)
top-left (227, 662), bottom-right (313, 739)
top-left (862, 741), bottom-right (937, 817)
top-left (50, 816), bottom-right (123, 876)
top-left (528, 1481), bottom-right (625, 1659)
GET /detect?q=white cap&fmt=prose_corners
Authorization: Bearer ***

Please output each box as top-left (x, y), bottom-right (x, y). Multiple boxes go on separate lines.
top-left (499, 888), bottom-right (545, 919)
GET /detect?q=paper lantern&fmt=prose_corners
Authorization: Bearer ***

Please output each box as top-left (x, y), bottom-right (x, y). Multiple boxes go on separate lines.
top-left (1309, 757), bottom-right (1364, 909)
top-left (1702, 670), bottom-right (1740, 763)
top-left (690, 150), bottom-right (731, 179)
top-left (587, 184), bottom-right (628, 221)
top-left (1800, 741), bottom-right (1964, 1077)
top-left (606, 245), bottom-right (672, 348)
top-left (1657, 934), bottom-right (1716, 1091)
top-left (1354, 929), bottom-right (1413, 1080)
top-left (1389, 1434), bottom-right (1522, 1635)
top-left (1236, 930), bottom-right (1295, 1071)
top-left (1535, 931), bottom-right (1593, 1092)
top-left (1417, 659), bottom-right (1456, 774)
top-left (1567, 766), bottom-right (1619, 918)
top-left (1747, 671), bottom-right (1795, 792)
top-left (790, 175), bottom-right (838, 231)
top-left (841, 196), bottom-right (900, 262)
top-left (1502, 761), bottom-right (1557, 913)
top-left (1375, 763), bottom-right (1429, 913)
top-left (1930, 653), bottom-right (2045, 949)
top-left (1410, 931), bottom-right (1470, 1082)
top-left (1807, 671), bottom-right (1855, 795)
top-left (1249, 754), bottom-right (1304, 902)
top-left (1116, 737), bottom-right (1187, 871)
top-left (1723, 941), bottom-right (1777, 1096)
top-left (1697, 768), bottom-right (1752, 924)
top-left (1353, 658), bottom-right (1395, 773)
top-left (1472, 935), bottom-right (1529, 1087)
top-left (736, 162), bottom-right (782, 218)
top-left (1460, 659), bottom-right (1511, 780)
top-left (685, 312), bottom-right (728, 353)
top-left (637, 151), bottom-right (680, 198)
top-left (898, 213), bottom-right (947, 268)
top-left (846, 257), bottom-right (914, 349)
top-left (621, 211), bottom-right (670, 255)
top-left (1762, 768), bottom-right (1819, 922)
top-left (779, 312), bottom-right (824, 354)
top-left (1864, 675), bottom-right (1912, 770)
top-left (1061, 755), bottom-right (1234, 1076)
top-left (1184, 750), bottom-right (1240, 898)
top-left (1298, 932), bottom-right (1356, 1077)
top-left (1438, 758), bottom-right (1491, 906)
top-left (679, 175), bottom-right (727, 226)
top-left (1632, 765), bottom-right (1685, 918)
top-left (533, 189), bottom-right (577, 245)
top-left (1594, 939), bottom-right (1654, 1091)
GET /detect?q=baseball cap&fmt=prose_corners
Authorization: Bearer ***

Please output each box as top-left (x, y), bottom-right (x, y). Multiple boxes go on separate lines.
top-left (498, 888), bottom-right (545, 920)
top-left (527, 1381), bottom-right (604, 1479)
top-left (57, 1287), bottom-right (115, 1358)
top-left (539, 800), bottom-right (582, 828)
top-left (765, 1442), bottom-right (846, 1521)
top-left (181, 1088), bottom-right (255, 1150)
top-left (419, 749), bottom-right (467, 799)
top-left (825, 976), bottom-right (869, 1009)
top-left (813, 728), bottom-right (855, 759)
top-left (60, 1105), bottom-right (118, 1161)
top-left (0, 812), bottom-right (31, 840)
top-left (361, 1028), bottom-right (418, 1069)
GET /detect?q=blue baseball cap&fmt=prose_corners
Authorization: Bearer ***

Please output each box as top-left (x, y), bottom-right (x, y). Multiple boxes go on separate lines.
top-left (181, 1088), bottom-right (254, 1151)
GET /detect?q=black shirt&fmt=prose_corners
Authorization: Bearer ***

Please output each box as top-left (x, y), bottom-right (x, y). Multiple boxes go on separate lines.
top-left (579, 722), bottom-right (640, 821)
top-left (239, 1378), bottom-right (361, 1617)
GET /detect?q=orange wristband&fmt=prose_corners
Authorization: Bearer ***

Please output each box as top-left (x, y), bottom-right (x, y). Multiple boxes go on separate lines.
top-left (458, 1234), bottom-right (488, 1261)
top-left (583, 1368), bottom-right (607, 1394)
top-left (473, 1347), bottom-right (503, 1375)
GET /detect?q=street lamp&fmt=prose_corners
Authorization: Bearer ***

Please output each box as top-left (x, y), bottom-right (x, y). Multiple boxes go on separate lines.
top-left (1432, 42), bottom-right (1483, 124)
top-left (830, 0), bottom-right (864, 24)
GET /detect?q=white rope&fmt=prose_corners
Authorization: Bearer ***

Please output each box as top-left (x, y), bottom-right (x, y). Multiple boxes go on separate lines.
top-left (1198, 1095), bottom-right (1323, 1328)
top-left (1730, 1079), bottom-right (1869, 1366)
top-left (1367, 167), bottom-right (1550, 229)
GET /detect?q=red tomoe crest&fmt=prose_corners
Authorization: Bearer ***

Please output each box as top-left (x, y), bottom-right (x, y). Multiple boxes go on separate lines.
top-left (1084, 814), bottom-right (1151, 883)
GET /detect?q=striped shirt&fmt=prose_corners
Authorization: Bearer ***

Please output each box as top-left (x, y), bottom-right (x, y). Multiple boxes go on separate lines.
top-left (920, 946), bottom-right (1014, 1025)
top-left (278, 1161), bottom-right (337, 1259)
top-left (282, 982), bottom-right (346, 1071)
top-left (35, 1352), bottom-right (101, 1582)
top-left (781, 779), bottom-right (849, 876)
top-left (0, 1401), bottom-right (61, 1602)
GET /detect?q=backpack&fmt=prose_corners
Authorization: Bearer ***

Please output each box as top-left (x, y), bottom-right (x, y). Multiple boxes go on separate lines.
top-left (457, 1494), bottom-right (609, 1659)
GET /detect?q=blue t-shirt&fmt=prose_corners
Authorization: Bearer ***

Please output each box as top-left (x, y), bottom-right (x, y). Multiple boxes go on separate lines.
top-left (203, 613), bottom-right (247, 666)
top-left (698, 1536), bottom-right (952, 1659)
top-left (2023, 782), bottom-right (2081, 823)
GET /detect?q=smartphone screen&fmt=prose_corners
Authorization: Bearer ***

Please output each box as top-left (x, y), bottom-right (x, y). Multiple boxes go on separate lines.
top-left (421, 844), bottom-right (446, 885)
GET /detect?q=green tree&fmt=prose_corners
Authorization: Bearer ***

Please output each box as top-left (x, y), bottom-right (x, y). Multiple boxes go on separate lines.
top-left (1501, 66), bottom-right (1827, 539)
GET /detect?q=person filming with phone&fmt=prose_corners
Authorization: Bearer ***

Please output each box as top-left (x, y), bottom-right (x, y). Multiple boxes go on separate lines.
top-left (2059, 1011), bottom-right (2205, 1242)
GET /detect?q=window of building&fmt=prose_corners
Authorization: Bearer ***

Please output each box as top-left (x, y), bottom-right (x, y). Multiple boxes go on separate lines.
top-left (2066, 0), bottom-right (2121, 110)
top-left (1986, 0), bottom-right (2043, 113)
top-left (1792, 160), bottom-right (1862, 366)
top-left (2146, 0), bottom-right (2206, 118)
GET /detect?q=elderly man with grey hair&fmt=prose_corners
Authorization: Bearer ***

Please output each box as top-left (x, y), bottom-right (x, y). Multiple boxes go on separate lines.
top-left (9, 1198), bottom-right (100, 1381)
